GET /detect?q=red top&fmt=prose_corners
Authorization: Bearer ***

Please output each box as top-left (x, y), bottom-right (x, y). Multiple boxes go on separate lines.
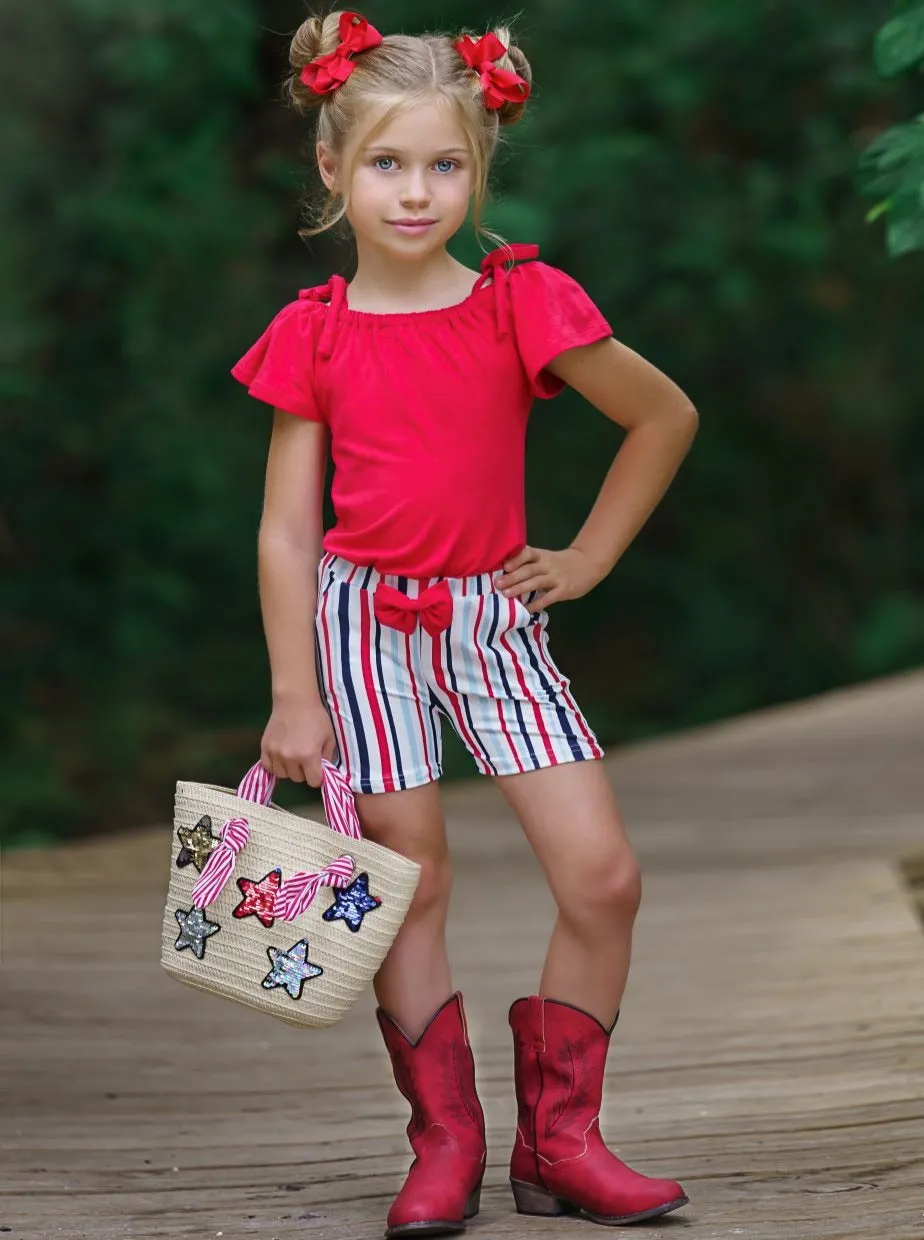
top-left (231, 244), bottom-right (612, 579)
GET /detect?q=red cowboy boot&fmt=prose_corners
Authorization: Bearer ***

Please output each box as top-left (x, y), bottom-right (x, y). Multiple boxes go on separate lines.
top-left (377, 993), bottom-right (486, 1238)
top-left (509, 996), bottom-right (688, 1225)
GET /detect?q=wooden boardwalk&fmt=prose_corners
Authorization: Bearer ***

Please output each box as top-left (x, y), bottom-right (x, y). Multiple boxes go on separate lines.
top-left (3, 670), bottom-right (924, 1239)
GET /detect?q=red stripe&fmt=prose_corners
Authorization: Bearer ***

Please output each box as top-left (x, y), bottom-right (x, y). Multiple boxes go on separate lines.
top-left (358, 582), bottom-right (397, 792)
top-left (317, 570), bottom-right (354, 785)
top-left (429, 618), bottom-right (491, 775)
top-left (472, 596), bottom-right (497, 700)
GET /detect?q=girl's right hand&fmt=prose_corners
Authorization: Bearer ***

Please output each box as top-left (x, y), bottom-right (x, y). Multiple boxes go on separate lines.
top-left (260, 696), bottom-right (337, 788)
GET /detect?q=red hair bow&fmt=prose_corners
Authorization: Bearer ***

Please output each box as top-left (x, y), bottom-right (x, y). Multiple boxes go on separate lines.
top-left (300, 11), bottom-right (383, 95)
top-left (454, 32), bottom-right (531, 110)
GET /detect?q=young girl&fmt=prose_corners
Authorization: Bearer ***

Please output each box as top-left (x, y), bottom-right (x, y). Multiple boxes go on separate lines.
top-left (231, 12), bottom-right (698, 1236)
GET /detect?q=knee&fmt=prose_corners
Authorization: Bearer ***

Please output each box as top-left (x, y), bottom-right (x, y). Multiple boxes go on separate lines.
top-left (561, 854), bottom-right (642, 930)
top-left (406, 853), bottom-right (453, 921)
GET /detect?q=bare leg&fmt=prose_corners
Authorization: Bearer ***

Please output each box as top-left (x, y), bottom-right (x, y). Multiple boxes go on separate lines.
top-left (355, 780), bottom-right (454, 1041)
top-left (494, 760), bottom-right (641, 1028)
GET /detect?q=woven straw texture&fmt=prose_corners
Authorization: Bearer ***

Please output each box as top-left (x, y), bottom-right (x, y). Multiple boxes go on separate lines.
top-left (161, 781), bottom-right (420, 1028)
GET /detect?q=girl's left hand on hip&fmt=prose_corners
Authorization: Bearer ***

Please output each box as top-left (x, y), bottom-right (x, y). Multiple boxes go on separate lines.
top-left (494, 545), bottom-right (601, 614)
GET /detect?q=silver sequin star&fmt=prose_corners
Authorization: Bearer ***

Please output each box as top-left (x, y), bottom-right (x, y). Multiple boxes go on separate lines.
top-left (174, 906), bottom-right (221, 959)
top-left (262, 938), bottom-right (323, 1000)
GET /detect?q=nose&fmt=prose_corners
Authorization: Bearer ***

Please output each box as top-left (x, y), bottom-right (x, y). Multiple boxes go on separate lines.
top-left (399, 166), bottom-right (431, 209)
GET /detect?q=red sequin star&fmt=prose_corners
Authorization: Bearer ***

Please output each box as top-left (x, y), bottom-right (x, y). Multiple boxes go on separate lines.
top-left (233, 868), bottom-right (282, 927)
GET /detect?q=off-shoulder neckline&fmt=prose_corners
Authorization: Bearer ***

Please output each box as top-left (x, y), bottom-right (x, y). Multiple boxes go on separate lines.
top-left (339, 271), bottom-right (495, 321)
top-left (299, 244), bottom-right (541, 324)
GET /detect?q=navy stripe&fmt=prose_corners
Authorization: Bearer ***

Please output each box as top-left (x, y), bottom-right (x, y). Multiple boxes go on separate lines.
top-left (513, 626), bottom-right (586, 761)
top-left (486, 595), bottom-right (539, 768)
top-left (336, 581), bottom-right (374, 794)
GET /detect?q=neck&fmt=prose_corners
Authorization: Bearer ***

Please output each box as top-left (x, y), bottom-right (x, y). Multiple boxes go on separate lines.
top-left (348, 240), bottom-right (473, 312)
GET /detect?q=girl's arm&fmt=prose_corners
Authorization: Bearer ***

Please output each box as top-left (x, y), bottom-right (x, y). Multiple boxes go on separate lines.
top-left (549, 337), bottom-right (698, 581)
top-left (497, 338), bottom-right (698, 607)
top-left (258, 409), bottom-right (329, 708)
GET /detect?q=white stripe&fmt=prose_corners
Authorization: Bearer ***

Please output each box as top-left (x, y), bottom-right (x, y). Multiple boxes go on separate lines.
top-left (342, 576), bottom-right (383, 790)
top-left (436, 589), bottom-right (493, 774)
top-left (373, 593), bottom-right (416, 787)
top-left (387, 621), bottom-right (440, 783)
top-left (359, 577), bottom-right (402, 786)
top-left (316, 579), bottom-right (353, 781)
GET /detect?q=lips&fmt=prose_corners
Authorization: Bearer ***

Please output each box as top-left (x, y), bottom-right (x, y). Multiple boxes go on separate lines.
top-left (389, 219), bottom-right (437, 232)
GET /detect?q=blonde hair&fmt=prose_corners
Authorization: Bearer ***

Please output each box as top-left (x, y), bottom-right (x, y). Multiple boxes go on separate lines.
top-left (285, 13), bottom-right (532, 244)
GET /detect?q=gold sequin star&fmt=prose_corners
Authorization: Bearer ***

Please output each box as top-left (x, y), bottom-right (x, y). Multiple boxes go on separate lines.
top-left (176, 815), bottom-right (218, 872)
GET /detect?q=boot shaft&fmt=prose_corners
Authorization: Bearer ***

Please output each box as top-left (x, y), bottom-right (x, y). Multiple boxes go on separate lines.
top-left (378, 992), bottom-right (485, 1149)
top-left (509, 996), bottom-right (613, 1161)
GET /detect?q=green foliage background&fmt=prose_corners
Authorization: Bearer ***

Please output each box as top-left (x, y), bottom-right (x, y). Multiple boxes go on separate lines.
top-left (2, 0), bottom-right (922, 843)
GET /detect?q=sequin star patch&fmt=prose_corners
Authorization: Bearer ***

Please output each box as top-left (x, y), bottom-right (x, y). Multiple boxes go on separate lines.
top-left (262, 938), bottom-right (323, 1000)
top-left (174, 906), bottom-right (221, 959)
top-left (322, 872), bottom-right (382, 933)
top-left (233, 868), bottom-right (282, 928)
top-left (176, 816), bottom-right (218, 872)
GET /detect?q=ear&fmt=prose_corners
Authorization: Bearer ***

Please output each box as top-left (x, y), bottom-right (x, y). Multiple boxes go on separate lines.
top-left (316, 141), bottom-right (339, 192)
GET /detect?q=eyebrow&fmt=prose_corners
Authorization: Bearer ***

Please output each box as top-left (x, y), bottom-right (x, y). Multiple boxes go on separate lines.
top-left (364, 146), bottom-right (469, 157)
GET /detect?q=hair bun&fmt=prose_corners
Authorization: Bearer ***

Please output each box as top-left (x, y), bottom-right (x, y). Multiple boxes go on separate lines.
top-left (287, 12), bottom-right (345, 113)
top-left (492, 26), bottom-right (531, 127)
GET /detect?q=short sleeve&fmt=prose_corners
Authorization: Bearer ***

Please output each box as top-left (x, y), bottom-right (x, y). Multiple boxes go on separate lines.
top-left (230, 300), bottom-right (324, 422)
top-left (509, 261), bottom-right (613, 398)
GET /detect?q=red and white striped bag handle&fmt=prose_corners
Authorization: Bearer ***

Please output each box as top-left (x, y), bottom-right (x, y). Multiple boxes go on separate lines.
top-left (191, 758), bottom-right (362, 911)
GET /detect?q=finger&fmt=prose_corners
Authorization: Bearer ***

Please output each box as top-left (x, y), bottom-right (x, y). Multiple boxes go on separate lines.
top-left (303, 759), bottom-right (322, 789)
top-left (526, 588), bottom-right (558, 613)
top-left (503, 574), bottom-right (551, 597)
top-left (279, 753), bottom-right (305, 783)
top-left (500, 569), bottom-right (542, 591)
top-left (262, 751), bottom-right (283, 781)
top-left (501, 546), bottom-right (534, 572)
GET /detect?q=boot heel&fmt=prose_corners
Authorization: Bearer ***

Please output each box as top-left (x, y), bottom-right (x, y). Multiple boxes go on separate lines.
top-left (464, 1180), bottom-right (482, 1219)
top-left (510, 1178), bottom-right (572, 1216)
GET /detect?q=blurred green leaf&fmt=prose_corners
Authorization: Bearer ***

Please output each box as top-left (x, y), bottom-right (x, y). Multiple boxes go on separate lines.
top-left (874, 1), bottom-right (924, 77)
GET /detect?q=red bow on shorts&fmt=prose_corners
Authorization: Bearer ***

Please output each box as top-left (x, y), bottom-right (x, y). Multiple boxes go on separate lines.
top-left (373, 580), bottom-right (454, 637)
top-left (453, 32), bottom-right (531, 110)
top-left (300, 11), bottom-right (383, 95)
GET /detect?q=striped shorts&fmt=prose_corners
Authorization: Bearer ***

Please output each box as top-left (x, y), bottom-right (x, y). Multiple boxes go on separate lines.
top-left (314, 551), bottom-right (604, 796)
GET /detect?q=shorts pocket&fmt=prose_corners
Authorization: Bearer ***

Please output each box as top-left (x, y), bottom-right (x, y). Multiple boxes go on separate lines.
top-left (515, 589), bottom-right (547, 625)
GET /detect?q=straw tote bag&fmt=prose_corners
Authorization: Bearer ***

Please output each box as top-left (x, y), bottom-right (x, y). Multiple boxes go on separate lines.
top-left (161, 758), bottom-right (420, 1028)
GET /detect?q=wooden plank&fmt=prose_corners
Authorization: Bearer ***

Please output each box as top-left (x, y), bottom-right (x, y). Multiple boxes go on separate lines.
top-left (2, 672), bottom-right (924, 1238)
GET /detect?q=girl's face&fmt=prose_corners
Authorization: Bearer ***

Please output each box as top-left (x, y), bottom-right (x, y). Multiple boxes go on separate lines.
top-left (320, 98), bottom-right (475, 262)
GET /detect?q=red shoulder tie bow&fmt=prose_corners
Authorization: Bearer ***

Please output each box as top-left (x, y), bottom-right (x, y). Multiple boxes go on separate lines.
top-left (373, 580), bottom-right (454, 637)
top-left (300, 11), bottom-right (383, 95)
top-left (454, 32), bottom-right (531, 110)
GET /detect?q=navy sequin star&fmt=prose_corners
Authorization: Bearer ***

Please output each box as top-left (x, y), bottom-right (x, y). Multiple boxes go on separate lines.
top-left (322, 872), bottom-right (382, 933)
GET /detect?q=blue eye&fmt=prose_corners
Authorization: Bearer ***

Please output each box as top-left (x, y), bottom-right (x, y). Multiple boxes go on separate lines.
top-left (374, 157), bottom-right (395, 171)
top-left (435, 159), bottom-right (456, 173)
